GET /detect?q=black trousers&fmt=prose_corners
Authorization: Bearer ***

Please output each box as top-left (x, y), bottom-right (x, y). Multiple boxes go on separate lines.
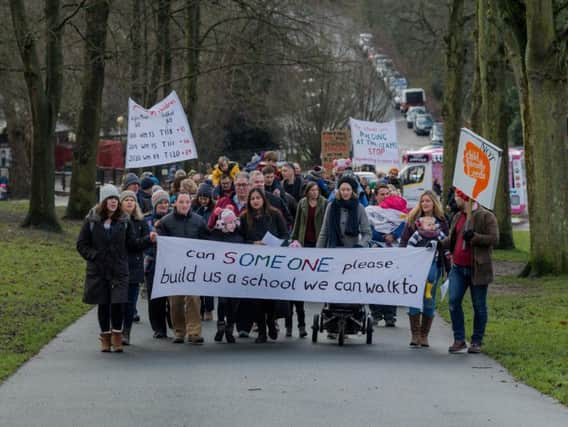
top-left (98, 303), bottom-right (123, 332)
top-left (217, 297), bottom-right (239, 324)
top-left (285, 301), bottom-right (306, 328)
top-left (370, 305), bottom-right (397, 321)
top-left (236, 298), bottom-right (255, 333)
top-left (255, 299), bottom-right (276, 338)
top-left (200, 296), bottom-right (215, 314)
top-left (145, 272), bottom-right (168, 334)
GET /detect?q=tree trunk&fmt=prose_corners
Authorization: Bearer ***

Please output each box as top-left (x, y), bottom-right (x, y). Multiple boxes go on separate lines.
top-left (469, 0), bottom-right (481, 133)
top-left (9, 0), bottom-right (62, 231)
top-left (184, 0), bottom-right (200, 123)
top-left (478, 0), bottom-right (514, 249)
top-left (130, 0), bottom-right (143, 103)
top-left (3, 99), bottom-right (32, 198)
top-left (523, 0), bottom-right (568, 274)
top-left (162, 0), bottom-right (172, 97)
top-left (146, 0), bottom-right (168, 106)
top-left (66, 0), bottom-right (111, 219)
top-left (441, 0), bottom-right (466, 206)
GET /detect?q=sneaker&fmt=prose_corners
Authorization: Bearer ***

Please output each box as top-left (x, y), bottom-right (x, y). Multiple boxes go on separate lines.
top-left (268, 326), bottom-right (278, 340)
top-left (187, 335), bottom-right (204, 345)
top-left (448, 340), bottom-right (467, 354)
top-left (385, 319), bottom-right (396, 327)
top-left (238, 330), bottom-right (249, 338)
top-left (172, 335), bottom-right (184, 344)
top-left (468, 343), bottom-right (482, 354)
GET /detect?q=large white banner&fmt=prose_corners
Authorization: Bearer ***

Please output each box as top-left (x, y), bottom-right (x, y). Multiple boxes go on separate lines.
top-left (126, 91), bottom-right (198, 168)
top-left (452, 128), bottom-right (503, 209)
top-left (349, 118), bottom-right (400, 168)
top-left (152, 237), bottom-right (435, 307)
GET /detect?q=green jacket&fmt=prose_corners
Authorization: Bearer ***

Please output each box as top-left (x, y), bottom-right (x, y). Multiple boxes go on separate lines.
top-left (291, 196), bottom-right (328, 245)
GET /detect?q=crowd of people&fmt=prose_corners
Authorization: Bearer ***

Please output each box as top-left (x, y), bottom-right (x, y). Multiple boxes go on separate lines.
top-left (76, 151), bottom-right (498, 355)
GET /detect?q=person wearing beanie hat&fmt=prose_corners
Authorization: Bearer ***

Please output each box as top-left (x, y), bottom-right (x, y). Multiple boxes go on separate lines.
top-left (305, 166), bottom-right (330, 198)
top-left (207, 207), bottom-right (245, 343)
top-left (151, 184), bottom-right (163, 194)
top-left (135, 177), bottom-right (154, 215)
top-left (337, 175), bottom-right (358, 193)
top-left (141, 177), bottom-right (154, 191)
top-left (192, 182), bottom-right (217, 321)
top-left (77, 184), bottom-right (136, 352)
top-left (119, 190), bottom-right (153, 345)
top-left (123, 173), bottom-right (140, 191)
top-left (143, 190), bottom-right (171, 339)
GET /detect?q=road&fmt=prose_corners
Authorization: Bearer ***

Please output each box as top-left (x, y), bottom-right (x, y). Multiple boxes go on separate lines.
top-left (0, 301), bottom-right (566, 427)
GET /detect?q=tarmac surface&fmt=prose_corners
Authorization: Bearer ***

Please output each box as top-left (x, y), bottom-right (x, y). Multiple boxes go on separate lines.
top-left (0, 302), bottom-right (566, 427)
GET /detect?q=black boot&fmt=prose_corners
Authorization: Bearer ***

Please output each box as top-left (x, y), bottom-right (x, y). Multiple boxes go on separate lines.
top-left (122, 328), bottom-right (131, 346)
top-left (214, 321), bottom-right (225, 342)
top-left (225, 323), bottom-right (236, 343)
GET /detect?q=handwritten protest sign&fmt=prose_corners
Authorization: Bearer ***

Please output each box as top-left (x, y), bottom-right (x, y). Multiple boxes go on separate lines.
top-left (349, 118), bottom-right (400, 168)
top-left (152, 237), bottom-right (434, 307)
top-left (321, 130), bottom-right (351, 175)
top-left (126, 91), bottom-right (198, 168)
top-left (452, 128), bottom-right (503, 209)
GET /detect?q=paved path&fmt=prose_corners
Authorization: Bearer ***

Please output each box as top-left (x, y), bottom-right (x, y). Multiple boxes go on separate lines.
top-left (1, 302), bottom-right (566, 427)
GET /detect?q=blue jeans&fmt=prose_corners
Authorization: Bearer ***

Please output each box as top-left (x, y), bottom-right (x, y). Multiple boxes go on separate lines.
top-left (448, 265), bottom-right (488, 344)
top-left (408, 261), bottom-right (441, 318)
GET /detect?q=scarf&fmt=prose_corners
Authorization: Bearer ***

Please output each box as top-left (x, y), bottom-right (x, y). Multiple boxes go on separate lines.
top-left (328, 198), bottom-right (360, 247)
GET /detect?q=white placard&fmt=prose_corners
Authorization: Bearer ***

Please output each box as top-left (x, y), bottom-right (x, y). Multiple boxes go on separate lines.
top-left (349, 118), bottom-right (400, 168)
top-left (452, 128), bottom-right (503, 209)
top-left (126, 91), bottom-right (198, 168)
top-left (152, 237), bottom-right (434, 307)
top-left (261, 231), bottom-right (285, 247)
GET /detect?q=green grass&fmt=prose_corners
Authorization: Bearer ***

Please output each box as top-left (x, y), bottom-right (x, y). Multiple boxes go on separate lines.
top-left (0, 201), bottom-right (88, 382)
top-left (438, 228), bottom-right (568, 406)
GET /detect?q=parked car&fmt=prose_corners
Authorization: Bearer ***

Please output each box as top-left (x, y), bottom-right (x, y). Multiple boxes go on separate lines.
top-left (414, 114), bottom-right (434, 136)
top-left (430, 122), bottom-right (444, 144)
top-left (406, 106), bottom-right (427, 128)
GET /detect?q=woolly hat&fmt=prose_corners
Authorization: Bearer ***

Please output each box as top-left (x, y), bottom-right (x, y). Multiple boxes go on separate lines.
top-left (379, 195), bottom-right (409, 213)
top-left (141, 177), bottom-right (155, 190)
top-left (215, 207), bottom-right (239, 230)
top-left (123, 173), bottom-right (140, 189)
top-left (455, 188), bottom-right (470, 201)
top-left (197, 183), bottom-right (214, 198)
top-left (152, 185), bottom-right (164, 193)
top-left (337, 175), bottom-right (358, 193)
top-left (308, 165), bottom-right (325, 179)
top-left (119, 190), bottom-right (137, 203)
top-left (174, 169), bottom-right (187, 179)
top-left (99, 184), bottom-right (120, 203)
top-left (151, 190), bottom-right (170, 208)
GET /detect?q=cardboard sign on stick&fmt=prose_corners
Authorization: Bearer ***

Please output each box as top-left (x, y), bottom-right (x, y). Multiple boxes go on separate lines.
top-left (349, 118), bottom-right (400, 169)
top-left (452, 128), bottom-right (503, 209)
top-left (321, 130), bottom-right (350, 175)
top-left (126, 91), bottom-right (198, 168)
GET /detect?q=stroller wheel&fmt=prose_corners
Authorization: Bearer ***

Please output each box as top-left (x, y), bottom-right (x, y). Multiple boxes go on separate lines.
top-left (366, 315), bottom-right (373, 344)
top-left (312, 314), bottom-right (319, 343)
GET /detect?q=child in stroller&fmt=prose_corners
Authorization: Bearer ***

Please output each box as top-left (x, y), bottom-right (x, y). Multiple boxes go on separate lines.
top-left (312, 303), bottom-right (373, 346)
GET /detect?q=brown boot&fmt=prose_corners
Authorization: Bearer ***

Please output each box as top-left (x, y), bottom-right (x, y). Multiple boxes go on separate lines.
top-left (99, 332), bottom-right (111, 352)
top-left (420, 315), bottom-right (434, 347)
top-left (111, 330), bottom-right (123, 353)
top-left (409, 314), bottom-right (421, 347)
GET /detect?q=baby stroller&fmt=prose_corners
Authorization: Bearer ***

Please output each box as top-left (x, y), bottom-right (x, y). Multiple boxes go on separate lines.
top-left (312, 304), bottom-right (373, 346)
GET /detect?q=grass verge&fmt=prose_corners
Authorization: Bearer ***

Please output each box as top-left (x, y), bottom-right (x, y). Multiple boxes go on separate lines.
top-left (439, 228), bottom-right (568, 406)
top-left (0, 201), bottom-right (88, 383)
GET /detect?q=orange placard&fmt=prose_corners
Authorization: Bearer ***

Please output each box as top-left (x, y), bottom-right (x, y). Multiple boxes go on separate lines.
top-left (321, 130), bottom-right (350, 174)
top-left (463, 141), bottom-right (490, 199)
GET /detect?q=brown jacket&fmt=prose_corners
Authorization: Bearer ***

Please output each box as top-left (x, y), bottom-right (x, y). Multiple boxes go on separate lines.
top-left (443, 207), bottom-right (499, 285)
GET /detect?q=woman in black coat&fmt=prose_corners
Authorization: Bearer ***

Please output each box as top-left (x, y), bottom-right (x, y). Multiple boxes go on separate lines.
top-left (119, 190), bottom-right (153, 345)
top-left (239, 188), bottom-right (289, 343)
top-left (76, 185), bottom-right (137, 353)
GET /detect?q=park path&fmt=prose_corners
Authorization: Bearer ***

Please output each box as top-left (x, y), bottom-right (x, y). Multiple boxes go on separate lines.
top-left (0, 302), bottom-right (566, 427)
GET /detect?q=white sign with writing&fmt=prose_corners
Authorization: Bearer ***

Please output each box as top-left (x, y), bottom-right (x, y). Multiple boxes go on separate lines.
top-left (349, 118), bottom-right (400, 168)
top-left (452, 128), bottom-right (503, 209)
top-left (152, 237), bottom-right (434, 308)
top-left (126, 91), bottom-right (198, 168)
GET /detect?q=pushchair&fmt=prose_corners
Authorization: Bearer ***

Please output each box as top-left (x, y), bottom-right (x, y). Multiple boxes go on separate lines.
top-left (311, 304), bottom-right (373, 346)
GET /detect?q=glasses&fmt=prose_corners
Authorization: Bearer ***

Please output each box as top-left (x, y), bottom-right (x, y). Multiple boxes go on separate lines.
top-left (235, 183), bottom-right (249, 187)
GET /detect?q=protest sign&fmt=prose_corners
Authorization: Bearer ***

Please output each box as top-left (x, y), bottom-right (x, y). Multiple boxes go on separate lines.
top-left (152, 237), bottom-right (435, 308)
top-left (452, 128), bottom-right (503, 209)
top-left (126, 91), bottom-right (198, 168)
top-left (349, 118), bottom-right (399, 168)
top-left (321, 130), bottom-right (351, 175)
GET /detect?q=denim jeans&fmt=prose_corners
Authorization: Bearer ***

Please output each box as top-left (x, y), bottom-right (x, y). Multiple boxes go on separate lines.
top-left (448, 265), bottom-right (488, 344)
top-left (408, 261), bottom-right (441, 317)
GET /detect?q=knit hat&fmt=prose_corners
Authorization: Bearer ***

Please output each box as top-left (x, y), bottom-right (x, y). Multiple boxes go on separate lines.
top-left (174, 169), bottom-right (187, 179)
top-left (197, 183), bottom-right (214, 198)
top-left (119, 190), bottom-right (137, 203)
top-left (379, 195), bottom-right (409, 213)
top-left (215, 208), bottom-right (240, 230)
top-left (337, 175), bottom-right (358, 193)
top-left (455, 188), bottom-right (470, 201)
top-left (141, 177), bottom-right (154, 190)
top-left (99, 184), bottom-right (120, 203)
top-left (123, 173), bottom-right (140, 189)
top-left (152, 185), bottom-right (163, 193)
top-left (151, 190), bottom-right (170, 208)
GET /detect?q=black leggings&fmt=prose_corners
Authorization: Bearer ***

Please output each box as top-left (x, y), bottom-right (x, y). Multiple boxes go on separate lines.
top-left (97, 303), bottom-right (124, 332)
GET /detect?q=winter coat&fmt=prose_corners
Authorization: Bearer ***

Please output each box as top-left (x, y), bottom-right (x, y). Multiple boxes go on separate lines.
top-left (208, 228), bottom-right (245, 244)
top-left (282, 176), bottom-right (304, 202)
top-left (127, 217), bottom-right (152, 284)
top-left (211, 162), bottom-right (240, 186)
top-left (207, 195), bottom-right (247, 229)
top-left (400, 215), bottom-right (450, 272)
top-left (316, 202), bottom-right (372, 248)
top-left (143, 208), bottom-right (171, 274)
top-left (156, 209), bottom-right (210, 239)
top-left (291, 196), bottom-right (327, 245)
top-left (76, 209), bottom-right (136, 305)
top-left (442, 207), bottom-right (499, 285)
top-left (191, 204), bottom-right (214, 225)
top-left (239, 210), bottom-right (289, 243)
top-left (137, 191), bottom-right (153, 214)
